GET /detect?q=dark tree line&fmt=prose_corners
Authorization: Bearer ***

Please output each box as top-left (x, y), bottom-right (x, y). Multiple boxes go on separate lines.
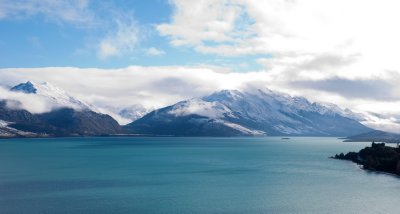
top-left (333, 142), bottom-right (400, 175)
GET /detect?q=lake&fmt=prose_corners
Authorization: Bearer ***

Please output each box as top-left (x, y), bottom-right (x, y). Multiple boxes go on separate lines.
top-left (0, 137), bottom-right (399, 213)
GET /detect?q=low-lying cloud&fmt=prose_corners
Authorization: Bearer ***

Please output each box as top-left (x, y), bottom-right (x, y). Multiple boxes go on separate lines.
top-left (0, 87), bottom-right (52, 113)
top-left (292, 78), bottom-right (397, 101)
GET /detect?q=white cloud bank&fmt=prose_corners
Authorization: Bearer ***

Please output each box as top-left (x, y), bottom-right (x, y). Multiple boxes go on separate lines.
top-left (158, 0), bottom-right (400, 81)
top-left (0, 87), bottom-right (52, 114)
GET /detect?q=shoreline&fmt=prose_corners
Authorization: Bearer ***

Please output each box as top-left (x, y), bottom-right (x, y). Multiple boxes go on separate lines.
top-left (332, 142), bottom-right (400, 177)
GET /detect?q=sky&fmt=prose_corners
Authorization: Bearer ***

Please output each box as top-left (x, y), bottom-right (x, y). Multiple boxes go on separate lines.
top-left (1, 0), bottom-right (400, 132)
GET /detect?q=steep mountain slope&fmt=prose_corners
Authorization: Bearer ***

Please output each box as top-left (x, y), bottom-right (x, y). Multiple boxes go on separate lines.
top-left (0, 120), bottom-right (39, 138)
top-left (0, 82), bottom-right (122, 137)
top-left (37, 108), bottom-right (121, 136)
top-left (11, 81), bottom-right (93, 110)
top-left (126, 89), bottom-right (372, 136)
top-left (0, 101), bottom-right (52, 137)
top-left (0, 100), bottom-right (121, 137)
top-left (0, 100), bottom-right (41, 124)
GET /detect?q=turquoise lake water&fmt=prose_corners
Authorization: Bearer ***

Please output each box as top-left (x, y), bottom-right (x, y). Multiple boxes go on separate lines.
top-left (0, 137), bottom-right (399, 213)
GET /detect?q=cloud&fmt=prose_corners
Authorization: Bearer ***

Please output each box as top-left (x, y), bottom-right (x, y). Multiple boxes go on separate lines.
top-left (258, 54), bottom-right (359, 75)
top-left (291, 78), bottom-right (397, 101)
top-left (0, 66), bottom-right (396, 112)
top-left (158, 0), bottom-right (400, 84)
top-left (97, 17), bottom-right (140, 59)
top-left (155, 0), bottom-right (400, 134)
top-left (361, 111), bottom-right (400, 133)
top-left (157, 0), bottom-right (248, 46)
top-left (0, 0), bottom-right (96, 25)
top-left (159, 0), bottom-right (400, 55)
top-left (145, 47), bottom-right (165, 56)
top-left (0, 87), bottom-right (52, 114)
top-left (0, 84), bottom-right (132, 125)
top-left (0, 66), bottom-right (268, 110)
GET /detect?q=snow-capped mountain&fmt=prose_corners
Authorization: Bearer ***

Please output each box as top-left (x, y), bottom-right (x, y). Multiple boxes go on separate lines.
top-left (9, 81), bottom-right (152, 124)
top-left (2, 82), bottom-right (373, 137)
top-left (11, 81), bottom-right (93, 111)
top-left (0, 82), bottom-right (122, 136)
top-left (118, 104), bottom-right (152, 122)
top-left (126, 88), bottom-right (372, 136)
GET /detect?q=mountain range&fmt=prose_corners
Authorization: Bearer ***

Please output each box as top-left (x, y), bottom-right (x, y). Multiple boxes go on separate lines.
top-left (0, 81), bottom-right (374, 137)
top-left (126, 89), bottom-right (372, 136)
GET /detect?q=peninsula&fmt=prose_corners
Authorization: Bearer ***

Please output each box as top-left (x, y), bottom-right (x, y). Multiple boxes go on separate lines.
top-left (333, 142), bottom-right (400, 176)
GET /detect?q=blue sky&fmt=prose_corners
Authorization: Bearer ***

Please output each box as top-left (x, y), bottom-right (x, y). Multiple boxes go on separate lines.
top-left (0, 0), bottom-right (264, 71)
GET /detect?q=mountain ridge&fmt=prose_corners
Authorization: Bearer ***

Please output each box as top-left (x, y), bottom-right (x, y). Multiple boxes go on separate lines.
top-left (1, 82), bottom-right (122, 137)
top-left (11, 81), bottom-right (94, 111)
top-left (126, 88), bottom-right (372, 136)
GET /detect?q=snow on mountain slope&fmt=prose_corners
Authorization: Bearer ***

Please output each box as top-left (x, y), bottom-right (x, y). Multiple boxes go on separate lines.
top-left (8, 81), bottom-right (153, 126)
top-left (118, 104), bottom-right (152, 122)
top-left (0, 119), bottom-right (38, 137)
top-left (8, 81), bottom-right (152, 125)
top-left (11, 81), bottom-right (94, 111)
top-left (204, 88), bottom-right (359, 120)
top-left (0, 120), bottom-right (9, 127)
top-left (169, 98), bottom-right (236, 119)
top-left (216, 119), bottom-right (266, 136)
top-left (128, 88), bottom-right (372, 136)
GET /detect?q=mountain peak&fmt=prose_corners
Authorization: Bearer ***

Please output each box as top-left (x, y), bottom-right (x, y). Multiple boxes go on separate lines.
top-left (204, 89), bottom-right (243, 102)
top-left (10, 81), bottom-right (92, 111)
top-left (118, 104), bottom-right (152, 122)
top-left (10, 81), bottom-right (37, 94)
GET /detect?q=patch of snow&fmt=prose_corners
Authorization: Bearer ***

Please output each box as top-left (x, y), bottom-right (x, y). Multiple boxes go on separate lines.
top-left (216, 120), bottom-right (266, 136)
top-left (169, 98), bottom-right (233, 119)
top-left (169, 87), bottom-right (363, 135)
top-left (10, 81), bottom-right (93, 111)
top-left (273, 125), bottom-right (303, 134)
top-left (0, 120), bottom-right (37, 137)
top-left (119, 104), bottom-right (152, 122)
top-left (0, 120), bottom-right (10, 127)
